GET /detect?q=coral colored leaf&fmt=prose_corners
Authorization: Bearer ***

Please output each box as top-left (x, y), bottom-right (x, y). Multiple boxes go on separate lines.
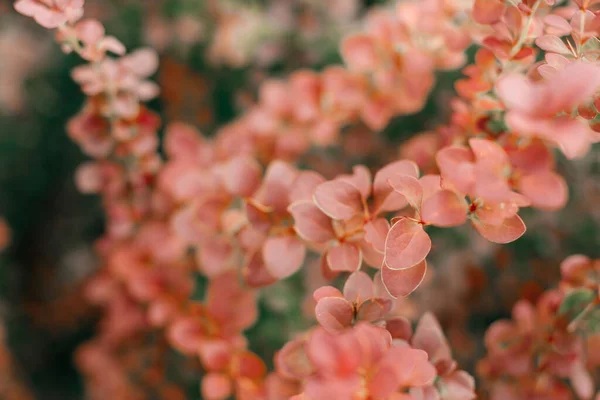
top-left (327, 242), bottom-right (362, 272)
top-left (543, 15), bottom-right (572, 36)
top-left (421, 190), bottom-right (468, 227)
top-left (357, 298), bottom-right (393, 322)
top-left (412, 313), bottom-right (452, 364)
top-left (560, 255), bottom-right (591, 280)
top-left (341, 34), bottom-right (379, 72)
top-left (363, 218), bottom-right (390, 253)
top-left (167, 317), bottom-right (204, 354)
top-left (473, 0), bottom-right (505, 24)
top-left (535, 35), bottom-right (571, 55)
top-left (315, 297), bottom-right (354, 333)
top-left (385, 317), bottom-right (413, 340)
top-left (320, 251), bottom-right (340, 281)
top-left (197, 237), bottom-right (233, 277)
top-left (257, 160), bottom-right (298, 213)
top-left (216, 156), bottom-right (262, 197)
top-left (288, 201), bottom-right (335, 243)
top-left (207, 272), bottom-right (258, 333)
top-left (339, 165), bottom-right (372, 200)
top-left (313, 180), bottom-right (363, 220)
top-left (243, 251), bottom-right (277, 288)
top-left (275, 340), bottom-right (314, 380)
top-left (548, 117), bottom-right (595, 160)
top-left (468, 138), bottom-right (509, 169)
top-left (496, 74), bottom-right (537, 114)
top-left (518, 171), bottom-right (568, 211)
top-left (571, 361), bottom-right (594, 400)
top-left (474, 214), bottom-right (526, 244)
top-left (289, 171), bottom-right (326, 203)
top-left (384, 219), bottom-right (431, 270)
top-left (387, 175), bottom-right (423, 210)
top-left (235, 351), bottom-right (267, 380)
top-left (359, 239), bottom-right (385, 268)
top-left (123, 49), bottom-right (159, 77)
top-left (419, 175), bottom-right (444, 200)
top-left (343, 271), bottom-right (374, 303)
top-left (262, 236), bottom-right (306, 279)
top-left (436, 146), bottom-right (475, 194)
top-left (373, 160), bottom-right (420, 212)
top-left (76, 19), bottom-right (105, 44)
top-left (381, 260), bottom-right (427, 298)
top-left (201, 373), bottom-right (232, 400)
top-left (313, 286), bottom-right (343, 302)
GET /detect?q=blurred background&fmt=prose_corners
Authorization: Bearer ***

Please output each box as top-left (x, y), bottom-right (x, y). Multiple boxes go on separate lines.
top-left (0, 0), bottom-right (599, 398)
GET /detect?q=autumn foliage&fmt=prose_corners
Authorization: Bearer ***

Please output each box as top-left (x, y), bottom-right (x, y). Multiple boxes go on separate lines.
top-left (8, 0), bottom-right (600, 399)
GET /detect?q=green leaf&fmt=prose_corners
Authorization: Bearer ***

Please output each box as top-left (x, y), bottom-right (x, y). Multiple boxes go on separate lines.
top-left (558, 289), bottom-right (596, 320)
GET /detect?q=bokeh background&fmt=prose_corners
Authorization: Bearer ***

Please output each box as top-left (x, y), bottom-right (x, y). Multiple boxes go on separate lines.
top-left (0, 0), bottom-right (599, 398)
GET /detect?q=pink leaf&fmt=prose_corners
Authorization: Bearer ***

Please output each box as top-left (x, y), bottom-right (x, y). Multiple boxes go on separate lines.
top-left (76, 19), bottom-right (105, 44)
top-left (327, 242), bottom-right (362, 272)
top-left (474, 214), bottom-right (526, 244)
top-left (469, 138), bottom-right (509, 169)
top-left (385, 317), bottom-right (413, 340)
top-left (341, 34), bottom-right (379, 72)
top-left (436, 146), bottom-right (475, 194)
top-left (343, 271), bottom-right (374, 303)
top-left (496, 74), bottom-right (537, 114)
top-left (384, 219), bottom-right (431, 270)
top-left (313, 286), bottom-right (343, 302)
top-left (201, 373), bottom-right (232, 400)
top-left (363, 218), bottom-right (390, 253)
top-left (288, 201), bottom-right (335, 243)
top-left (421, 190), bottom-right (468, 227)
top-left (339, 165), bottom-right (372, 200)
top-left (518, 171), bottom-right (568, 211)
top-left (373, 160), bottom-right (420, 212)
top-left (543, 15), bottom-right (572, 36)
top-left (359, 239), bottom-right (385, 268)
top-left (262, 236), bottom-right (306, 279)
top-left (357, 298), bottom-right (393, 322)
top-left (313, 180), bottom-right (363, 220)
top-left (571, 361), bottom-right (594, 400)
top-left (535, 35), bottom-right (571, 55)
top-left (289, 171), bottom-right (326, 203)
top-left (122, 49), bottom-right (159, 77)
top-left (473, 0), bottom-right (505, 24)
top-left (256, 161), bottom-right (298, 214)
top-left (243, 252), bottom-right (277, 288)
top-left (381, 260), bottom-right (427, 298)
top-left (560, 255), bottom-right (591, 281)
top-left (387, 175), bottom-right (423, 211)
top-left (216, 156), bottom-right (262, 197)
top-left (412, 313), bottom-right (452, 364)
top-left (315, 297), bottom-right (354, 333)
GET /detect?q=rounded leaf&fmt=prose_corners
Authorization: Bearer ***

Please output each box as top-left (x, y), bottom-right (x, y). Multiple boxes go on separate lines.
top-left (313, 180), bottom-right (363, 220)
top-left (327, 242), bottom-right (362, 272)
top-left (357, 298), bottom-right (393, 322)
top-left (421, 190), bottom-right (468, 227)
top-left (474, 214), bottom-right (526, 244)
top-left (518, 171), bottom-right (568, 211)
top-left (315, 297), bottom-right (354, 333)
top-left (343, 271), bottom-right (374, 303)
top-left (381, 260), bottom-right (427, 298)
top-left (363, 218), bottom-right (390, 253)
top-left (263, 236), bottom-right (306, 279)
top-left (387, 175), bottom-right (423, 210)
top-left (288, 201), bottom-right (335, 243)
top-left (373, 160), bottom-right (420, 212)
top-left (201, 373), bottom-right (232, 400)
top-left (384, 219), bottom-right (431, 270)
